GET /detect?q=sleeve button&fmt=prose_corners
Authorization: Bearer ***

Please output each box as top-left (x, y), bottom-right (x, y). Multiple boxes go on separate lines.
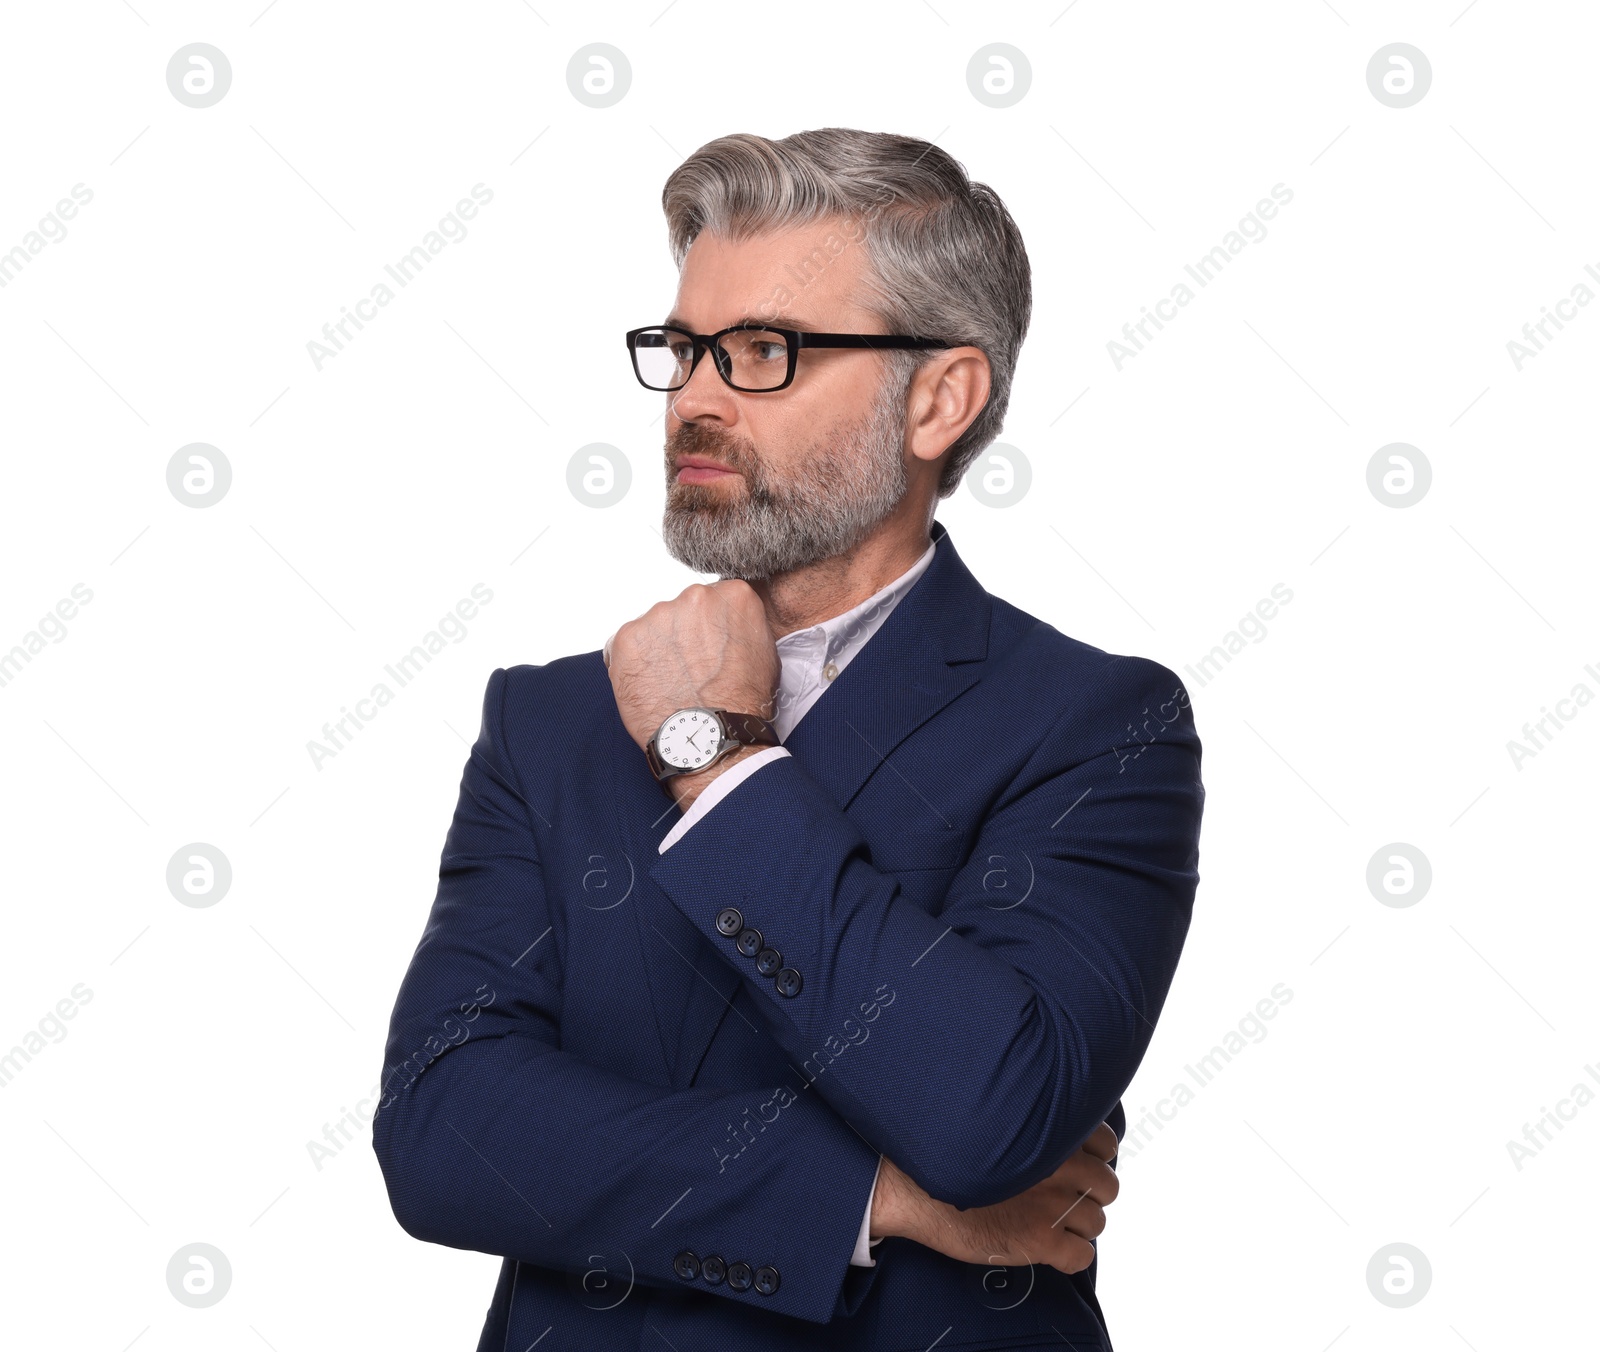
top-left (755, 946), bottom-right (782, 977)
top-left (754, 1264), bottom-right (781, 1296)
top-left (775, 967), bottom-right (803, 998)
top-left (673, 1250), bottom-right (700, 1281)
top-left (715, 907), bottom-right (744, 937)
top-left (727, 1260), bottom-right (753, 1291)
top-left (701, 1253), bottom-right (727, 1285)
top-left (735, 926), bottom-right (763, 958)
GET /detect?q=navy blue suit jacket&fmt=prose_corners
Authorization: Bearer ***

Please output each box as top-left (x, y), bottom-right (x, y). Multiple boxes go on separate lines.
top-left (372, 519), bottom-right (1204, 1352)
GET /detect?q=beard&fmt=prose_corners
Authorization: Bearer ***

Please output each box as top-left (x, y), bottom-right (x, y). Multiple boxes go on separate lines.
top-left (661, 382), bottom-right (910, 582)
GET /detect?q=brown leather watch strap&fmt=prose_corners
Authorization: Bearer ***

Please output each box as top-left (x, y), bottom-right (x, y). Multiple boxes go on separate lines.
top-left (714, 709), bottom-right (780, 751)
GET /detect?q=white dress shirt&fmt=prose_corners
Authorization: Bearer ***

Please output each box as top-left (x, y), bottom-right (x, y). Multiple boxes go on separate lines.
top-left (652, 533), bottom-right (937, 1268)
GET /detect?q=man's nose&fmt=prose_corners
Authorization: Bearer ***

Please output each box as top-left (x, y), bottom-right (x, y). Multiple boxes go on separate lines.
top-left (669, 345), bottom-right (740, 419)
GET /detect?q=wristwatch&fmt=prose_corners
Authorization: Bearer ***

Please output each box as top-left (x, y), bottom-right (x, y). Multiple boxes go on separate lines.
top-left (646, 707), bottom-right (779, 783)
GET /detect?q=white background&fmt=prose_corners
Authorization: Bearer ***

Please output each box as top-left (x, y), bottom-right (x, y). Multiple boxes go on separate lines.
top-left (1, 1), bottom-right (1595, 1348)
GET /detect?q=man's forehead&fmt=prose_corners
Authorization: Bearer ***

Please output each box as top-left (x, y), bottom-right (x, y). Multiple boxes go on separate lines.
top-left (661, 308), bottom-right (830, 332)
top-left (671, 220), bottom-right (870, 329)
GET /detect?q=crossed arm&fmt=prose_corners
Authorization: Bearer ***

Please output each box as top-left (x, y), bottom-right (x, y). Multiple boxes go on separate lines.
top-left (660, 743), bottom-right (1121, 1274)
top-left (371, 659), bottom-right (1202, 1324)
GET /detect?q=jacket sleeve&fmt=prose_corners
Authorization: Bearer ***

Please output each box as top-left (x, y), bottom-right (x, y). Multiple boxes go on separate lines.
top-left (370, 667), bottom-right (884, 1326)
top-left (648, 655), bottom-right (1204, 1212)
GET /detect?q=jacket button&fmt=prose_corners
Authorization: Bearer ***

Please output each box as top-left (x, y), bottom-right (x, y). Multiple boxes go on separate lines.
top-left (715, 907), bottom-right (744, 937)
top-left (775, 968), bottom-right (803, 998)
top-left (755, 946), bottom-right (782, 977)
top-left (735, 926), bottom-right (763, 958)
top-left (701, 1253), bottom-right (727, 1285)
top-left (727, 1260), bottom-right (753, 1292)
top-left (754, 1264), bottom-right (780, 1296)
top-left (673, 1250), bottom-right (700, 1281)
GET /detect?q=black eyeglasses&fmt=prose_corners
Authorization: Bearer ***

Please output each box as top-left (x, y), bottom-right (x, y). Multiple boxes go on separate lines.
top-left (625, 323), bottom-right (955, 393)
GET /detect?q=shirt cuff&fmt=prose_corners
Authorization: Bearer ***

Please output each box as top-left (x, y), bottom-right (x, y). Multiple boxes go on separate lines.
top-left (657, 745), bottom-right (791, 853)
top-left (849, 1155), bottom-right (885, 1267)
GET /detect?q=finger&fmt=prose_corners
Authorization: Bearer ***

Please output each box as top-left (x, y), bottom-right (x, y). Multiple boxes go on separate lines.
top-left (1080, 1121), bottom-right (1119, 1162)
top-left (1050, 1193), bottom-right (1106, 1241)
top-left (1053, 1156), bottom-right (1120, 1207)
top-left (1049, 1145), bottom-right (1126, 1196)
top-left (1047, 1235), bottom-right (1098, 1277)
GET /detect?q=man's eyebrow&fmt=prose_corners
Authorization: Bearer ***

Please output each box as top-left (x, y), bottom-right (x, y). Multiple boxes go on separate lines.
top-left (660, 314), bottom-right (823, 332)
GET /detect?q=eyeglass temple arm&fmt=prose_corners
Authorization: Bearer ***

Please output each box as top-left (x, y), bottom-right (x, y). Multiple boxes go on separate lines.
top-left (790, 333), bottom-right (953, 350)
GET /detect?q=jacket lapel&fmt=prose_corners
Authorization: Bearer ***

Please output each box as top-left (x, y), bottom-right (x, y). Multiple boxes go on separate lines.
top-left (778, 519), bottom-right (991, 804)
top-left (613, 519), bottom-right (992, 1086)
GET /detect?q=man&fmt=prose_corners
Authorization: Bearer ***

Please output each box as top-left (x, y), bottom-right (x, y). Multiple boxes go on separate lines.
top-left (373, 128), bottom-right (1204, 1352)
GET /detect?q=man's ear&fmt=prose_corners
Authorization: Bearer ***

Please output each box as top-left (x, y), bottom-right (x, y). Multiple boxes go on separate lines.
top-left (906, 347), bottom-right (991, 468)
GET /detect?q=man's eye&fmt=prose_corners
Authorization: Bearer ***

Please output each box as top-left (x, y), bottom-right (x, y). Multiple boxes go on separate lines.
top-left (752, 342), bottom-right (784, 361)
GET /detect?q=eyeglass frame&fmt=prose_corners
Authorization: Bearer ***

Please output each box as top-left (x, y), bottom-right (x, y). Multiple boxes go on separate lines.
top-left (624, 322), bottom-right (957, 393)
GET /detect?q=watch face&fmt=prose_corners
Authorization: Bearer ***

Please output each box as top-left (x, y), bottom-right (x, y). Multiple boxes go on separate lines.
top-left (656, 708), bottom-right (725, 771)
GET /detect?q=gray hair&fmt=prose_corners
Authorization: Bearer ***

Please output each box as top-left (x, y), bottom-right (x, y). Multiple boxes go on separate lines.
top-left (660, 128), bottom-right (1031, 498)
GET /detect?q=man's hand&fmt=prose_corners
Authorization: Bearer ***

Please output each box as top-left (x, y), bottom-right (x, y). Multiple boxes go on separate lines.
top-left (606, 580), bottom-right (780, 754)
top-left (869, 1123), bottom-right (1121, 1275)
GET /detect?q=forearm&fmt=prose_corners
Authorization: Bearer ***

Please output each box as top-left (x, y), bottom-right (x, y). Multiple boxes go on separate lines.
top-left (649, 704), bottom-right (1201, 1211)
top-left (372, 1027), bottom-right (882, 1324)
top-left (375, 666), bottom-right (884, 1325)
top-left (652, 759), bottom-right (1106, 1205)
top-left (869, 1153), bottom-right (949, 1244)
